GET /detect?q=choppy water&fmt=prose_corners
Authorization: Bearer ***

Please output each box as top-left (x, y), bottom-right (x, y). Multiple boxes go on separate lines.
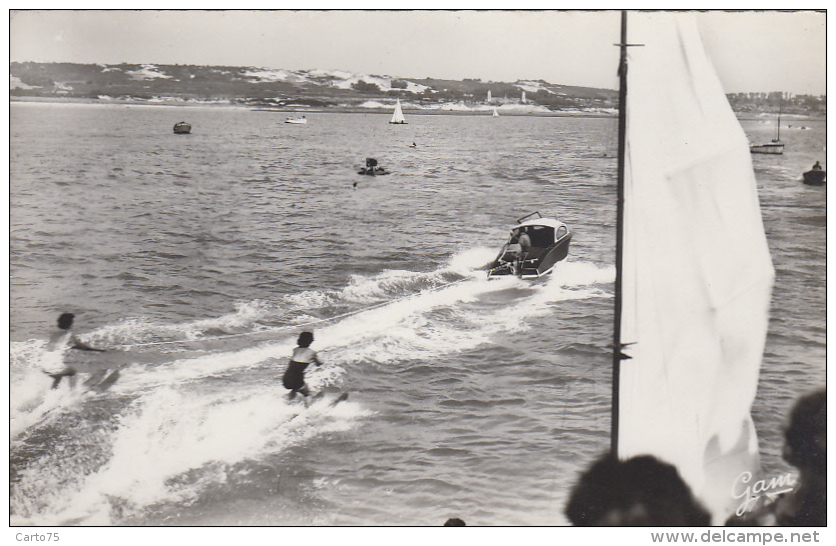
top-left (9, 102), bottom-right (826, 525)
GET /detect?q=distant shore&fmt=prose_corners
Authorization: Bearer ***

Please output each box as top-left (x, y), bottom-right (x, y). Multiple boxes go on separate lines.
top-left (8, 95), bottom-right (613, 119)
top-left (10, 95), bottom-right (825, 122)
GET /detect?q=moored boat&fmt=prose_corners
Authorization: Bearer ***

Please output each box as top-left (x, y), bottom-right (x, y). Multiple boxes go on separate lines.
top-left (285, 116), bottom-right (307, 124)
top-left (173, 121), bottom-right (191, 134)
top-left (750, 97), bottom-right (784, 154)
top-left (486, 212), bottom-right (571, 279)
top-left (357, 157), bottom-right (389, 176)
top-left (749, 141), bottom-right (784, 154)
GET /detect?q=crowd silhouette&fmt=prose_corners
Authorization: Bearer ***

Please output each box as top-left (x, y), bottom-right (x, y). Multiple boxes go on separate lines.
top-left (441, 389), bottom-right (825, 527)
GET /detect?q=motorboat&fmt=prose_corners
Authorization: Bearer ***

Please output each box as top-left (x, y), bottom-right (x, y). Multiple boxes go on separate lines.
top-left (173, 121), bottom-right (191, 134)
top-left (486, 212), bottom-right (572, 279)
top-left (803, 164), bottom-right (826, 186)
top-left (357, 157), bottom-right (389, 176)
top-left (285, 116), bottom-right (307, 124)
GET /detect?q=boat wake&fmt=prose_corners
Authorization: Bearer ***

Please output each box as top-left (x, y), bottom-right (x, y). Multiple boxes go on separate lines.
top-left (10, 248), bottom-right (613, 525)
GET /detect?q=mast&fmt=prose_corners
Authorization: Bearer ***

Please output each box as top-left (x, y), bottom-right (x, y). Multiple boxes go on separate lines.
top-left (775, 93), bottom-right (782, 142)
top-left (611, 10), bottom-right (629, 457)
top-left (604, 13), bottom-right (774, 520)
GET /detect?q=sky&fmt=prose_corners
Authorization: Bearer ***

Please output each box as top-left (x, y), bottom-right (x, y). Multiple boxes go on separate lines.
top-left (8, 8), bottom-right (828, 95)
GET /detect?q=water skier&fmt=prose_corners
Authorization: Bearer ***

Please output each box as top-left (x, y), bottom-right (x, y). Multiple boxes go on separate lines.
top-left (42, 313), bottom-right (105, 389)
top-left (282, 331), bottom-right (323, 401)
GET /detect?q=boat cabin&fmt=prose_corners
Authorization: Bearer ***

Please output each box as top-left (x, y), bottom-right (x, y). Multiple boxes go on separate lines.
top-left (505, 219), bottom-right (569, 258)
top-left (488, 213), bottom-right (573, 279)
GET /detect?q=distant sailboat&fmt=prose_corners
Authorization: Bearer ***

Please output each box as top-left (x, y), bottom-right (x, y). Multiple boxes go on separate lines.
top-left (492, 107), bottom-right (499, 117)
top-left (389, 99), bottom-right (407, 124)
top-left (611, 12), bottom-right (774, 524)
top-left (750, 95), bottom-right (785, 154)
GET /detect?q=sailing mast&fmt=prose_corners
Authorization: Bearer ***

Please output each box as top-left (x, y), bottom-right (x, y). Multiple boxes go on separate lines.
top-left (774, 93), bottom-right (783, 143)
top-left (611, 9), bottom-right (629, 457)
top-left (606, 12), bottom-right (774, 521)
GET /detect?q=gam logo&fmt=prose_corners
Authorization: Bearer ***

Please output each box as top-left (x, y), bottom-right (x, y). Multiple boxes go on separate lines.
top-left (732, 471), bottom-right (797, 516)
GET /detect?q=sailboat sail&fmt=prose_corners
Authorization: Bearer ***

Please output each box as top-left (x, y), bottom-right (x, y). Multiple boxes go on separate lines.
top-left (615, 13), bottom-right (775, 523)
top-left (389, 99), bottom-right (407, 124)
top-left (492, 107), bottom-right (499, 117)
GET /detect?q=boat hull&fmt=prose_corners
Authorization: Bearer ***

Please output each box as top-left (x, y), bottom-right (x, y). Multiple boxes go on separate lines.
top-left (389, 121), bottom-right (407, 125)
top-left (487, 234), bottom-right (572, 279)
top-left (173, 123), bottom-right (191, 134)
top-left (749, 143), bottom-right (784, 154)
top-left (803, 169), bottom-right (826, 186)
top-left (357, 168), bottom-right (389, 176)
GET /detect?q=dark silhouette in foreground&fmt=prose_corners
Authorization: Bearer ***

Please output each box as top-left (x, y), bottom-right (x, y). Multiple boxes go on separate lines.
top-left (565, 454), bottom-right (711, 526)
top-left (775, 389), bottom-right (826, 526)
top-left (725, 389), bottom-right (826, 526)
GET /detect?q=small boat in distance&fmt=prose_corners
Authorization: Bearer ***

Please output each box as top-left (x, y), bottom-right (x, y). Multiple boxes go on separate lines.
top-left (492, 107), bottom-right (500, 117)
top-left (750, 96), bottom-right (784, 154)
top-left (749, 140), bottom-right (784, 154)
top-left (486, 212), bottom-right (572, 279)
top-left (173, 122), bottom-right (191, 134)
top-left (802, 162), bottom-right (826, 185)
top-left (389, 99), bottom-right (407, 124)
top-left (285, 116), bottom-right (307, 124)
top-left (357, 157), bottom-right (389, 176)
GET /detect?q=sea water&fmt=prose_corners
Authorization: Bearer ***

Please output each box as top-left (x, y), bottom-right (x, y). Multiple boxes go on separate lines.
top-left (9, 102), bottom-right (826, 525)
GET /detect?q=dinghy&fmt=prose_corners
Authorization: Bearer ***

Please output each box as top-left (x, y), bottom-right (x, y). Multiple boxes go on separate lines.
top-left (389, 99), bottom-right (407, 124)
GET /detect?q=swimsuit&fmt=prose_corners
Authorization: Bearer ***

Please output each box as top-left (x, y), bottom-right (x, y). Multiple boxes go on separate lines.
top-left (282, 360), bottom-right (310, 391)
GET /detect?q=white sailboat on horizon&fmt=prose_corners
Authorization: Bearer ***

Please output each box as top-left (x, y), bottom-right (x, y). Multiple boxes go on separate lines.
top-left (611, 11), bottom-right (775, 524)
top-left (491, 107), bottom-right (499, 117)
top-left (389, 98), bottom-right (407, 124)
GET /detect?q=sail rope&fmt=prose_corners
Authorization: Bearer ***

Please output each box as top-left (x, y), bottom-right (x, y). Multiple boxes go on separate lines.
top-left (112, 277), bottom-right (471, 350)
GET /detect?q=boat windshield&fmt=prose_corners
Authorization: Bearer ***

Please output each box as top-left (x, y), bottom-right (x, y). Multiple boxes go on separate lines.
top-left (508, 225), bottom-right (557, 248)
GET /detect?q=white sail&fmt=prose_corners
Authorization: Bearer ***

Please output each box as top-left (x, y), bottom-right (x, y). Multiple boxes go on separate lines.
top-left (492, 107), bottom-right (499, 117)
top-left (389, 99), bottom-right (406, 124)
top-left (617, 13), bottom-right (774, 523)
